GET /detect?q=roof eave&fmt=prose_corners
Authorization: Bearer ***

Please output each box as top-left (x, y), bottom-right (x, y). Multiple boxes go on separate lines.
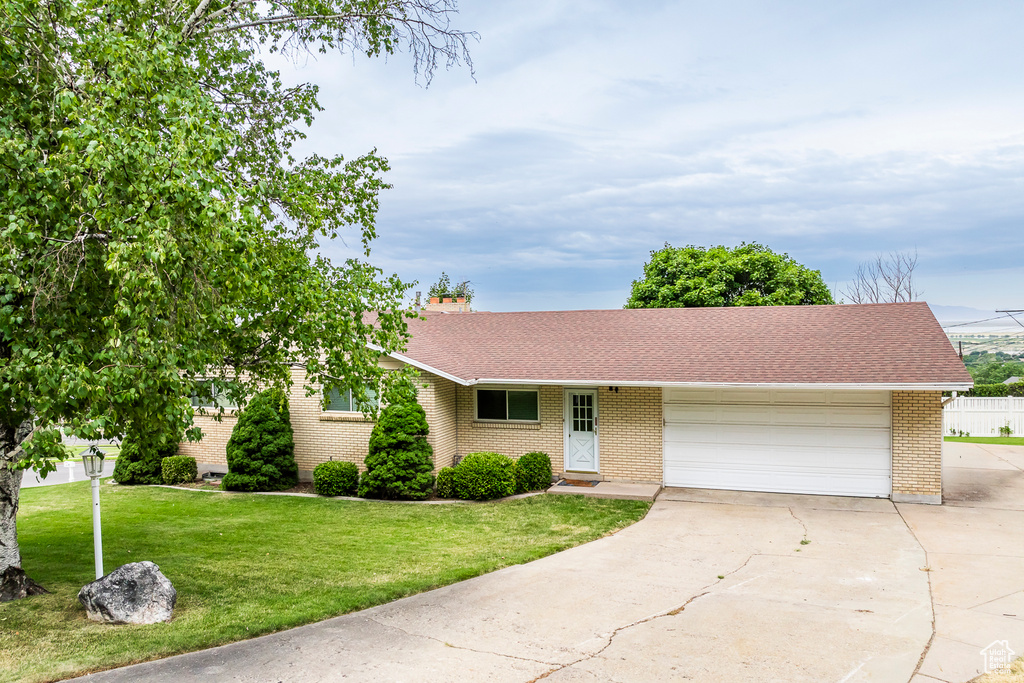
top-left (369, 346), bottom-right (972, 392)
top-left (466, 379), bottom-right (974, 391)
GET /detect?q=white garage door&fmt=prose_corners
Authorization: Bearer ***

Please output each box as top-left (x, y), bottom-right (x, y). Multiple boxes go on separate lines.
top-left (663, 388), bottom-right (891, 497)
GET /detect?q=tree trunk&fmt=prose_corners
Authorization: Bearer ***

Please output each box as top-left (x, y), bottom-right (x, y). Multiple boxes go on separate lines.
top-left (0, 418), bottom-right (42, 601)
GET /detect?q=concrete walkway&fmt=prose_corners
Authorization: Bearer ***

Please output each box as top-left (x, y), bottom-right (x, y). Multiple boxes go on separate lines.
top-left (77, 488), bottom-right (932, 681)
top-left (902, 442), bottom-right (1024, 683)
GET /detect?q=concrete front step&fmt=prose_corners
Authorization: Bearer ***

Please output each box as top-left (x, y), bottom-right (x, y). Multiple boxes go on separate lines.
top-left (547, 481), bottom-right (662, 502)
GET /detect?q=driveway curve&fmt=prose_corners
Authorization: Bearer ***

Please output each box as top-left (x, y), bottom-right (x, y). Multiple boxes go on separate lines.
top-left (76, 491), bottom-right (931, 682)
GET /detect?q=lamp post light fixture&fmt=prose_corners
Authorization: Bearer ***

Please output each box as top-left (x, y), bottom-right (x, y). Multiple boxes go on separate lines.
top-left (81, 446), bottom-right (106, 579)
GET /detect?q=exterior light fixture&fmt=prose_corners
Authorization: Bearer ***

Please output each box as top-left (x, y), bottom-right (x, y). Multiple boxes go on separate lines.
top-left (81, 446), bottom-right (106, 579)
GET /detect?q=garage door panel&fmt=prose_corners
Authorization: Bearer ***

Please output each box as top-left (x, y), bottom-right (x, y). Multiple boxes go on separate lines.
top-left (829, 390), bottom-right (891, 406)
top-left (664, 441), bottom-right (889, 469)
top-left (828, 408), bottom-right (890, 428)
top-left (663, 390), bottom-right (892, 497)
top-left (771, 405), bottom-right (830, 426)
top-left (663, 463), bottom-right (889, 497)
top-left (664, 404), bottom-right (720, 423)
top-left (771, 389), bottom-right (828, 404)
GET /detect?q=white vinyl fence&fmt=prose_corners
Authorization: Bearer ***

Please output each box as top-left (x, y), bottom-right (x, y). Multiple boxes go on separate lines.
top-left (943, 397), bottom-right (1024, 437)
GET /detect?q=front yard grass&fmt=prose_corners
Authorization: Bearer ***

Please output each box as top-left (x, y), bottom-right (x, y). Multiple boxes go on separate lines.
top-left (944, 436), bottom-right (1024, 446)
top-left (974, 656), bottom-right (1023, 682)
top-left (1, 482), bottom-right (650, 683)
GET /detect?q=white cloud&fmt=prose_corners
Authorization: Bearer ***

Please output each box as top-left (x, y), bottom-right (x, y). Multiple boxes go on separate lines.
top-left (272, 0), bottom-right (1024, 311)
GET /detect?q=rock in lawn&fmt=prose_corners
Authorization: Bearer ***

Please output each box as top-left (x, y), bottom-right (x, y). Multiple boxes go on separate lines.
top-left (78, 561), bottom-right (177, 624)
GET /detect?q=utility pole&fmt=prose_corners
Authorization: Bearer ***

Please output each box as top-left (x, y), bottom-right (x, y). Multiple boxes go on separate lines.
top-left (996, 310), bottom-right (1024, 330)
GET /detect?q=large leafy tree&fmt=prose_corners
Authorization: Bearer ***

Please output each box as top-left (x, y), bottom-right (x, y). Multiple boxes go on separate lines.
top-left (625, 243), bottom-right (835, 309)
top-left (0, 0), bottom-right (473, 594)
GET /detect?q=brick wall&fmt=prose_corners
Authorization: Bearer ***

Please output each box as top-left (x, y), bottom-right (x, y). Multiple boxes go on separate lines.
top-left (180, 366), bottom-right (452, 478)
top-left (598, 387), bottom-right (663, 483)
top-left (178, 413), bottom-right (236, 467)
top-left (891, 390), bottom-right (943, 500)
top-left (454, 385), bottom-right (565, 470)
top-left (419, 372), bottom-right (457, 469)
top-left (182, 372), bottom-right (668, 484)
top-left (452, 385), bottom-right (665, 481)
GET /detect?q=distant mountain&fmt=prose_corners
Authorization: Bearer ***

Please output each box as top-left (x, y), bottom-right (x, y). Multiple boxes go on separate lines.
top-left (928, 304), bottom-right (999, 326)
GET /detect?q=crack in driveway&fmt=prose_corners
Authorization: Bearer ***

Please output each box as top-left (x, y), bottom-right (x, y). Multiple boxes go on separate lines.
top-left (787, 506), bottom-right (810, 540)
top-left (893, 502), bottom-right (937, 680)
top-left (365, 616), bottom-right (563, 667)
top-left (527, 553), bottom-right (759, 682)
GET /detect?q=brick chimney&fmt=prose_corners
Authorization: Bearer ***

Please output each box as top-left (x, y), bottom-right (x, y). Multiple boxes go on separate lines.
top-left (424, 296), bottom-right (471, 313)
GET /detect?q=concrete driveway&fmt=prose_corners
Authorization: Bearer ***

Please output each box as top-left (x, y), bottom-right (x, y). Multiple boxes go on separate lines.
top-left (901, 441), bottom-right (1024, 682)
top-left (73, 442), bottom-right (1024, 683)
top-left (78, 488), bottom-right (935, 681)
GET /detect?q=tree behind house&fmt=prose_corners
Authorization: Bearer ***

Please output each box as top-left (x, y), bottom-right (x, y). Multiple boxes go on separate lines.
top-left (626, 243), bottom-right (834, 308)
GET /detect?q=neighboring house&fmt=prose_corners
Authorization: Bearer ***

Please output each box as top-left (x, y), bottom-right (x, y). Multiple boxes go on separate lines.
top-left (1004, 376), bottom-right (1021, 384)
top-left (180, 301), bottom-right (972, 504)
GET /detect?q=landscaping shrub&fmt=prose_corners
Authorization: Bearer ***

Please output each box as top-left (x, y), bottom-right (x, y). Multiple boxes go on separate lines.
top-left (435, 466), bottom-right (457, 498)
top-left (957, 382), bottom-right (1024, 398)
top-left (454, 451), bottom-right (517, 501)
top-left (358, 401), bottom-right (435, 500)
top-left (313, 460), bottom-right (360, 497)
top-left (514, 451), bottom-right (553, 493)
top-left (161, 456), bottom-right (198, 485)
top-left (112, 426), bottom-right (181, 485)
top-left (222, 388), bottom-right (298, 492)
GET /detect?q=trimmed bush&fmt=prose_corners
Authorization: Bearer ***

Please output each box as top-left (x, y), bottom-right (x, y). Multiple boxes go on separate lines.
top-left (222, 387), bottom-right (298, 492)
top-left (962, 382), bottom-right (1024, 398)
top-left (112, 427), bottom-right (180, 485)
top-left (514, 451), bottom-right (553, 493)
top-left (435, 466), bottom-right (457, 498)
top-left (454, 451), bottom-right (516, 501)
top-left (162, 456), bottom-right (198, 485)
top-left (313, 460), bottom-right (360, 497)
top-left (358, 401), bottom-right (435, 500)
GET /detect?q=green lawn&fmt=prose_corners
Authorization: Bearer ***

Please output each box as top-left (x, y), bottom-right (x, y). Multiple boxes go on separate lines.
top-left (1, 483), bottom-right (650, 683)
top-left (944, 436), bottom-right (1024, 446)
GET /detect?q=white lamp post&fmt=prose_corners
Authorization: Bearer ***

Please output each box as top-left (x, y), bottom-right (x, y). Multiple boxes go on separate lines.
top-left (81, 446), bottom-right (105, 579)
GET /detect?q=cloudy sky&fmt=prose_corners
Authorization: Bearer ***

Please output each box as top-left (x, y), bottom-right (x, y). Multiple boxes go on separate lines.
top-left (270, 0), bottom-right (1024, 314)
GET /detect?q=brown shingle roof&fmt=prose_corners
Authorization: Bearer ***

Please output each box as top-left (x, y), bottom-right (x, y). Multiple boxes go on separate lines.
top-left (395, 302), bottom-right (973, 388)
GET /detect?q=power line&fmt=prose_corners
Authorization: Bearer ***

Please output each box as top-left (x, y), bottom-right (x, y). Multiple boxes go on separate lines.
top-left (941, 313), bottom-right (1014, 328)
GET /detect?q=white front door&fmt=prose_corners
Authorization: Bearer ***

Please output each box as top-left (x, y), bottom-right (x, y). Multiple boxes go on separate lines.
top-left (565, 390), bottom-right (598, 472)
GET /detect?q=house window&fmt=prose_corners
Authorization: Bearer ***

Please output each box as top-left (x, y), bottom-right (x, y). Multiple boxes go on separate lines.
top-left (476, 388), bottom-right (539, 422)
top-left (190, 381), bottom-right (239, 409)
top-left (325, 387), bottom-right (378, 413)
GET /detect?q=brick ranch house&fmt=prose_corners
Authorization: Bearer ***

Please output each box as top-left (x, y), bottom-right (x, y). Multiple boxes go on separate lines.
top-left (180, 301), bottom-right (972, 504)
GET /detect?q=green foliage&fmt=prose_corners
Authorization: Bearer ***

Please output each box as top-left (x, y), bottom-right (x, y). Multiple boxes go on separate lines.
top-left (0, 0), bottom-right (473, 573)
top-left (999, 424), bottom-right (1014, 437)
top-left (223, 389), bottom-right (298, 492)
top-left (112, 426), bottom-right (180, 485)
top-left (968, 359), bottom-right (1024, 385)
top-left (435, 466), bottom-right (457, 498)
top-left (427, 272), bottom-right (474, 302)
top-left (453, 452), bottom-right (517, 501)
top-left (161, 456), bottom-right (198, 485)
top-left (358, 401), bottom-right (435, 500)
top-left (962, 350), bottom-right (1020, 369)
top-left (961, 383), bottom-right (1024, 397)
top-left (313, 460), bottom-right (360, 497)
top-left (514, 452), bottom-right (553, 493)
top-left (625, 243), bottom-right (835, 308)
